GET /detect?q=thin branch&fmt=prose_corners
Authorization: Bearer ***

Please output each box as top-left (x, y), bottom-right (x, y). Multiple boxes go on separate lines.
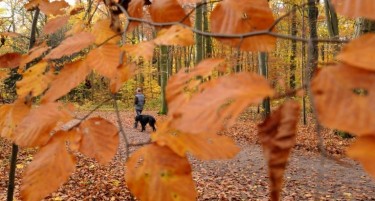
top-left (112, 94), bottom-right (130, 160)
top-left (128, 140), bottom-right (151, 147)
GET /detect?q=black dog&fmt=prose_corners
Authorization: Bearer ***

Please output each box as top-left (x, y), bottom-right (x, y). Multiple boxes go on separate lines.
top-left (135, 115), bottom-right (156, 132)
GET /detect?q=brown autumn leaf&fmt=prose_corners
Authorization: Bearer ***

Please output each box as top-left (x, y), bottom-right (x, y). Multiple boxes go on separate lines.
top-left (171, 72), bottom-right (274, 135)
top-left (122, 41), bottom-right (156, 61)
top-left (21, 131), bottom-right (76, 201)
top-left (70, 5), bottom-right (84, 15)
top-left (166, 58), bottom-right (225, 115)
top-left (347, 135), bottom-right (375, 179)
top-left (336, 33), bottom-right (375, 71)
top-left (126, 144), bottom-right (197, 201)
top-left (86, 44), bottom-right (121, 78)
top-left (45, 32), bottom-right (95, 59)
top-left (331, 0), bottom-right (375, 20)
top-left (0, 32), bottom-right (21, 37)
top-left (0, 70), bottom-right (8, 80)
top-left (91, 19), bottom-right (121, 45)
top-left (39, 0), bottom-right (69, 16)
top-left (258, 100), bottom-right (300, 201)
top-left (109, 63), bottom-right (136, 93)
top-left (19, 42), bottom-right (50, 70)
top-left (16, 61), bottom-right (52, 97)
top-left (311, 63), bottom-right (375, 136)
top-left (210, 0), bottom-right (276, 51)
top-left (14, 102), bottom-right (73, 147)
top-left (153, 122), bottom-right (240, 160)
top-left (65, 20), bottom-right (86, 36)
top-left (24, 0), bottom-right (47, 11)
top-left (0, 53), bottom-right (22, 68)
top-left (127, 0), bottom-right (145, 32)
top-left (42, 60), bottom-right (91, 103)
top-left (154, 25), bottom-right (194, 46)
top-left (149, 0), bottom-right (191, 26)
top-left (0, 98), bottom-right (31, 141)
top-left (43, 15), bottom-right (70, 35)
top-left (78, 117), bottom-right (119, 165)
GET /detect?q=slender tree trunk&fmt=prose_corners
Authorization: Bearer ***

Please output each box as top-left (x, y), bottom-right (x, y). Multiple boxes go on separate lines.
top-left (203, 0), bottom-right (212, 58)
top-left (324, 0), bottom-right (340, 53)
top-left (195, 2), bottom-right (204, 64)
top-left (259, 52), bottom-right (270, 118)
top-left (306, 0), bottom-right (319, 81)
top-left (301, 6), bottom-right (307, 125)
top-left (159, 45), bottom-right (168, 114)
top-left (289, 4), bottom-right (297, 89)
top-left (355, 18), bottom-right (375, 36)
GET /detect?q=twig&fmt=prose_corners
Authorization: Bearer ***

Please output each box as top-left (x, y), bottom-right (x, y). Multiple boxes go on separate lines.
top-left (129, 140), bottom-right (151, 147)
top-left (112, 94), bottom-right (130, 160)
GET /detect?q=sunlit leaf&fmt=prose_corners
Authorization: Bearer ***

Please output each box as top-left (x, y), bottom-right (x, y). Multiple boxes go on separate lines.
top-left (122, 41), bottom-right (156, 61)
top-left (39, 0), bottom-right (69, 16)
top-left (258, 101), bottom-right (300, 201)
top-left (91, 19), bottom-right (120, 45)
top-left (19, 43), bottom-right (50, 70)
top-left (127, 0), bottom-right (145, 32)
top-left (45, 32), bottom-right (95, 59)
top-left (14, 102), bottom-right (73, 147)
top-left (347, 136), bottom-right (375, 178)
top-left (0, 53), bottom-right (22, 68)
top-left (331, 0), bottom-right (375, 20)
top-left (154, 25), bottom-right (194, 46)
top-left (43, 15), bottom-right (70, 35)
top-left (24, 0), bottom-right (47, 11)
top-left (311, 63), bottom-right (375, 136)
top-left (149, 0), bottom-right (191, 26)
top-left (65, 20), bottom-right (86, 36)
top-left (210, 0), bottom-right (276, 51)
top-left (126, 144), bottom-right (197, 201)
top-left (21, 131), bottom-right (76, 201)
top-left (78, 117), bottom-right (119, 165)
top-left (166, 58), bottom-right (225, 115)
top-left (109, 63), bottom-right (136, 93)
top-left (337, 33), bottom-right (375, 71)
top-left (70, 5), bottom-right (84, 15)
top-left (153, 122), bottom-right (240, 160)
top-left (171, 72), bottom-right (274, 135)
top-left (0, 98), bottom-right (31, 141)
top-left (16, 61), bottom-right (52, 97)
top-left (42, 60), bottom-right (91, 103)
top-left (86, 44), bottom-right (121, 78)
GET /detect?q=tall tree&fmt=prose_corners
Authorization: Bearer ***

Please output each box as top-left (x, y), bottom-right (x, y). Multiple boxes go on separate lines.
top-left (306, 0), bottom-right (319, 81)
top-left (289, 3), bottom-right (297, 89)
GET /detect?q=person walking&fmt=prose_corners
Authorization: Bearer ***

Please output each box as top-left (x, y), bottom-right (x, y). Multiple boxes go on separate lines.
top-left (134, 88), bottom-right (145, 128)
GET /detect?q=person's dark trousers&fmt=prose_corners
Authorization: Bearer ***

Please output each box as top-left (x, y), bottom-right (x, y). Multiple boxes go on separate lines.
top-left (134, 109), bottom-right (143, 128)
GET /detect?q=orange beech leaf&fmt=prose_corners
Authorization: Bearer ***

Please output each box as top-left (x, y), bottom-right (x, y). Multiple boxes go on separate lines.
top-left (337, 34), bottom-right (375, 71)
top-left (210, 0), bottom-right (276, 51)
top-left (311, 63), bottom-right (375, 136)
top-left (179, 0), bottom-right (202, 3)
top-left (21, 131), bottom-right (76, 201)
top-left (347, 136), bottom-right (375, 179)
top-left (86, 44), bottom-right (121, 78)
top-left (122, 41), bottom-right (156, 61)
top-left (0, 53), bottom-right (22, 68)
top-left (65, 20), bottom-right (86, 36)
top-left (39, 0), bottom-right (69, 16)
top-left (166, 58), bottom-right (225, 115)
top-left (69, 5), bottom-right (85, 15)
top-left (109, 63), bottom-right (136, 93)
top-left (42, 60), bottom-right (91, 103)
top-left (14, 102), bottom-right (73, 147)
top-left (91, 19), bottom-right (121, 45)
top-left (171, 72), bottom-right (274, 135)
top-left (24, 0), bottom-right (47, 11)
top-left (19, 43), bottom-right (50, 70)
top-left (78, 117), bottom-right (119, 164)
top-left (43, 15), bottom-right (70, 35)
top-left (0, 70), bottom-right (8, 80)
top-left (154, 25), bottom-right (194, 46)
top-left (126, 144), bottom-right (197, 201)
top-left (149, 0), bottom-right (191, 26)
top-left (331, 0), bottom-right (375, 20)
top-left (127, 0), bottom-right (145, 32)
top-left (258, 101), bottom-right (300, 201)
top-left (0, 98), bottom-right (31, 141)
top-left (16, 61), bottom-right (52, 97)
top-left (153, 122), bottom-right (240, 160)
top-left (45, 32), bottom-right (95, 59)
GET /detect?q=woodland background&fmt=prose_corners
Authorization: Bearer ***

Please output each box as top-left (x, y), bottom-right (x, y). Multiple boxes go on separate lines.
top-left (1, 0), bottom-right (375, 200)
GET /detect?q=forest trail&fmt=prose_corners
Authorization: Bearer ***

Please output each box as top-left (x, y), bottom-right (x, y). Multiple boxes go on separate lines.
top-left (1, 111), bottom-right (374, 201)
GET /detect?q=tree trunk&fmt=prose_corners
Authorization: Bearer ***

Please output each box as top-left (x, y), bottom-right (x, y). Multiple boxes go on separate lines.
top-left (289, 4), bottom-right (297, 89)
top-left (195, 2), bottom-right (204, 64)
top-left (259, 52), bottom-right (270, 118)
top-left (355, 18), bottom-right (375, 36)
top-left (159, 45), bottom-right (168, 114)
top-left (306, 0), bottom-right (319, 81)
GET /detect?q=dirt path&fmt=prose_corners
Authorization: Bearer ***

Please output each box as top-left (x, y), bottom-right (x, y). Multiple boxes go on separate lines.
top-left (1, 111), bottom-right (375, 200)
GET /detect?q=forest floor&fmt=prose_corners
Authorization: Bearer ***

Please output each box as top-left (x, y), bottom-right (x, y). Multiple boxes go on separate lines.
top-left (1, 110), bottom-right (375, 201)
